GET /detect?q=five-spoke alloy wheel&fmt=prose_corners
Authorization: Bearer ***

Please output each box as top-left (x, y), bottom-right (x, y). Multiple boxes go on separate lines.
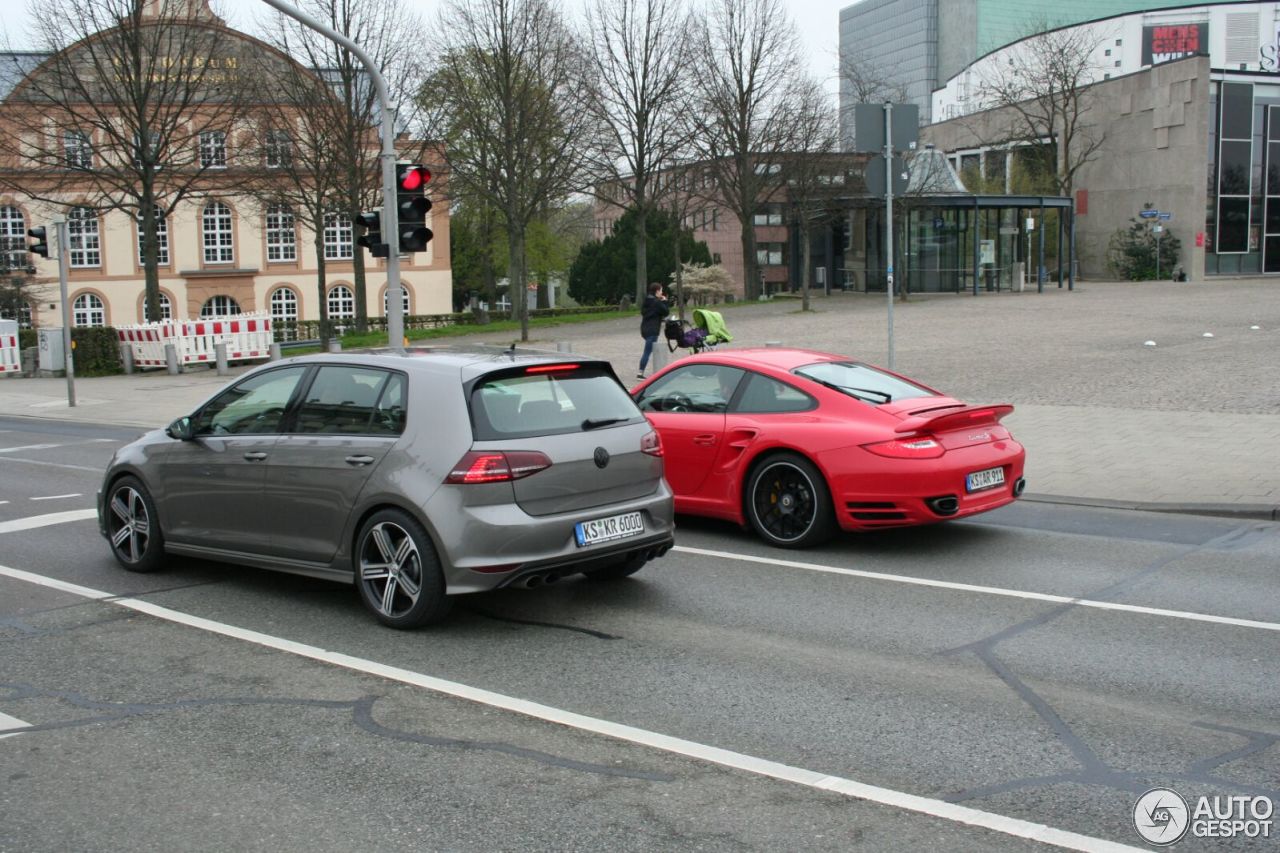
top-left (106, 476), bottom-right (165, 572)
top-left (745, 453), bottom-right (835, 548)
top-left (355, 509), bottom-right (451, 629)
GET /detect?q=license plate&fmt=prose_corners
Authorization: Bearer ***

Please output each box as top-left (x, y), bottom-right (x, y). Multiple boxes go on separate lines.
top-left (575, 511), bottom-right (644, 547)
top-left (966, 466), bottom-right (1006, 493)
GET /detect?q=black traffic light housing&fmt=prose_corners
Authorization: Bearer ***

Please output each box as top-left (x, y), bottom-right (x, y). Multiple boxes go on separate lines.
top-left (354, 211), bottom-right (389, 259)
top-left (27, 226), bottom-right (49, 259)
top-left (395, 163), bottom-right (433, 253)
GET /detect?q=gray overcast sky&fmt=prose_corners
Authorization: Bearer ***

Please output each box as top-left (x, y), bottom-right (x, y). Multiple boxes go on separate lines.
top-left (3, 0), bottom-right (846, 99)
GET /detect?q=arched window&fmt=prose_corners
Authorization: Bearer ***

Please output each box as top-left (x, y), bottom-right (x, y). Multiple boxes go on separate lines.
top-left (266, 205), bottom-right (296, 262)
top-left (327, 284), bottom-right (354, 319)
top-left (383, 286), bottom-right (411, 317)
top-left (136, 208), bottom-right (169, 266)
top-left (202, 201), bottom-right (234, 264)
top-left (73, 293), bottom-right (105, 327)
top-left (0, 299), bottom-right (33, 329)
top-left (269, 287), bottom-right (298, 340)
top-left (142, 292), bottom-right (172, 322)
top-left (68, 207), bottom-right (100, 268)
top-left (323, 212), bottom-right (353, 260)
top-left (200, 295), bottom-right (241, 317)
top-left (0, 205), bottom-right (26, 272)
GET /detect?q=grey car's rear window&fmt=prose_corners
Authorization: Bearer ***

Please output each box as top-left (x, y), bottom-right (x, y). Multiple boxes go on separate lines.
top-left (793, 361), bottom-right (935, 405)
top-left (470, 364), bottom-right (642, 439)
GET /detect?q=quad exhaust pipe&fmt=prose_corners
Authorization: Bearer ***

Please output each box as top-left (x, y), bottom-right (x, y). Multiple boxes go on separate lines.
top-left (1013, 477), bottom-right (1026, 497)
top-left (928, 495), bottom-right (960, 516)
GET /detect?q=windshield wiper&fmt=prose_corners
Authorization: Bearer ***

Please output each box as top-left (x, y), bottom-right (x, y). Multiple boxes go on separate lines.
top-left (808, 377), bottom-right (892, 403)
top-left (581, 417), bottom-right (628, 430)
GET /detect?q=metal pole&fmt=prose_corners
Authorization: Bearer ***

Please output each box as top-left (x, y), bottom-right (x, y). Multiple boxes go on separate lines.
top-left (883, 102), bottom-right (894, 370)
top-left (1037, 199), bottom-right (1045, 293)
top-left (259, 0), bottom-right (404, 354)
top-left (56, 219), bottom-right (75, 407)
top-left (1156, 228), bottom-right (1162, 280)
top-left (1068, 208), bottom-right (1076, 291)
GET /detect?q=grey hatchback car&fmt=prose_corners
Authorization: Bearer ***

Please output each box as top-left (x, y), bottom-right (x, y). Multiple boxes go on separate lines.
top-left (98, 347), bottom-right (675, 628)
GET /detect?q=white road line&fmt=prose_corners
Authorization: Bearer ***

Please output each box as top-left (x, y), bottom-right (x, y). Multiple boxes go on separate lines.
top-left (31, 494), bottom-right (83, 502)
top-left (674, 545), bottom-right (1280, 634)
top-left (0, 563), bottom-right (1140, 853)
top-left (0, 501), bottom-right (8, 505)
top-left (0, 443), bottom-right (62, 454)
top-left (0, 711), bottom-right (32, 740)
top-left (0, 509), bottom-right (97, 535)
top-left (0, 457), bottom-right (103, 472)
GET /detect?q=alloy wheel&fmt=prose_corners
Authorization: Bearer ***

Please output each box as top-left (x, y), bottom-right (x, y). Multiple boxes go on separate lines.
top-left (359, 521), bottom-right (423, 619)
top-left (109, 486), bottom-right (152, 564)
top-left (751, 462), bottom-right (818, 543)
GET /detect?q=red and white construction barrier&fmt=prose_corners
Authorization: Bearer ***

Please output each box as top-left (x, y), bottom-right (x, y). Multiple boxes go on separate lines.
top-left (0, 319), bottom-right (20, 376)
top-left (117, 313), bottom-right (273, 369)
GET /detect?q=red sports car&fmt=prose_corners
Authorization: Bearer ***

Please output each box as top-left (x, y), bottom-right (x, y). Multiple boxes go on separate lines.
top-left (632, 347), bottom-right (1026, 547)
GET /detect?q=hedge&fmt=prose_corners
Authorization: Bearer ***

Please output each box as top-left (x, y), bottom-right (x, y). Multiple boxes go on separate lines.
top-left (70, 326), bottom-right (124, 376)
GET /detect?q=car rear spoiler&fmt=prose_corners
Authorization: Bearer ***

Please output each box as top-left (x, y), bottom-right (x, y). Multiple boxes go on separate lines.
top-left (894, 404), bottom-right (1014, 434)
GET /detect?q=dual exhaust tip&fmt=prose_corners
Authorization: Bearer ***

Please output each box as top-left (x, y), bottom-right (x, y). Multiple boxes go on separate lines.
top-left (927, 478), bottom-right (1026, 517)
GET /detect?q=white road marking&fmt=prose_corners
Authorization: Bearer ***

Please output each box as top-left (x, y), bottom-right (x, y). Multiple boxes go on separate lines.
top-left (0, 501), bottom-right (8, 506)
top-left (31, 494), bottom-right (83, 502)
top-left (0, 564), bottom-right (1141, 852)
top-left (0, 711), bottom-right (32, 740)
top-left (0, 443), bottom-right (62, 454)
top-left (0, 457), bottom-right (102, 472)
top-left (0, 509), bottom-right (97, 535)
top-left (674, 545), bottom-right (1280, 634)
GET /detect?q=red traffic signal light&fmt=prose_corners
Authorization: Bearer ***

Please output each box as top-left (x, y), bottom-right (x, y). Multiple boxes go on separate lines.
top-left (398, 165), bottom-right (430, 192)
top-left (395, 163), bottom-right (434, 254)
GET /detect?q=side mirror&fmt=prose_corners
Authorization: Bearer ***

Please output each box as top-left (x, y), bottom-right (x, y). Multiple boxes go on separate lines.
top-left (166, 416), bottom-right (194, 441)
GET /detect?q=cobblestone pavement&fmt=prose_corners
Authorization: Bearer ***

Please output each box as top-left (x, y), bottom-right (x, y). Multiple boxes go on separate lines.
top-left (3, 279), bottom-right (1278, 516)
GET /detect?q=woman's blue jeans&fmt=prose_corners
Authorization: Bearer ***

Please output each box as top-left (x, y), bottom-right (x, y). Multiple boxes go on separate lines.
top-left (639, 334), bottom-right (659, 372)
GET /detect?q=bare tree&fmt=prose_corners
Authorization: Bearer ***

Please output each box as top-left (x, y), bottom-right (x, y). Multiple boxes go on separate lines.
top-left (838, 51), bottom-right (908, 149)
top-left (585, 0), bottom-right (692, 304)
top-left (423, 0), bottom-right (600, 341)
top-left (0, 0), bottom-right (260, 322)
top-left (688, 0), bottom-right (808, 300)
top-left (972, 24), bottom-right (1108, 197)
top-left (779, 80), bottom-right (840, 312)
top-left (261, 0), bottom-right (424, 333)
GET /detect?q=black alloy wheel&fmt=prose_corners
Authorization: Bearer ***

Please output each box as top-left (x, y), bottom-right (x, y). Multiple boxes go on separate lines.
top-left (745, 453), bottom-right (836, 548)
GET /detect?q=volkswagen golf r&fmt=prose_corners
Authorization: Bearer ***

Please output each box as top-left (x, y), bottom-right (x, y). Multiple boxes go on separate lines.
top-left (98, 347), bottom-right (675, 628)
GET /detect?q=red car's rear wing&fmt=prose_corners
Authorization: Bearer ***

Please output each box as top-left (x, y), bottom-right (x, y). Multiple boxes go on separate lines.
top-left (893, 404), bottom-right (1015, 434)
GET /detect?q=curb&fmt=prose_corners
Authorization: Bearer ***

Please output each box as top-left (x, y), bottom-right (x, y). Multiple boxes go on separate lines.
top-left (1021, 492), bottom-right (1280, 522)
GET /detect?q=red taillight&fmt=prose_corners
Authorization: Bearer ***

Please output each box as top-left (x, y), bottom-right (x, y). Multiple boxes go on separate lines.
top-left (641, 430), bottom-right (663, 457)
top-left (862, 436), bottom-right (945, 459)
top-left (446, 450), bottom-right (552, 484)
top-left (525, 363), bottom-right (579, 374)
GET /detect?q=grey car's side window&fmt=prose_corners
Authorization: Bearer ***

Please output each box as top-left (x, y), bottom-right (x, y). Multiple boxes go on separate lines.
top-left (295, 366), bottom-right (400, 434)
top-left (635, 365), bottom-right (745, 413)
top-left (195, 366), bottom-right (308, 436)
top-left (369, 373), bottom-right (407, 435)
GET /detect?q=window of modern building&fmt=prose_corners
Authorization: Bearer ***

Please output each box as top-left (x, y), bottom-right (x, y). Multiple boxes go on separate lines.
top-left (67, 207), bottom-right (100, 268)
top-left (265, 130), bottom-right (292, 168)
top-left (1215, 82), bottom-right (1254, 255)
top-left (753, 204), bottom-right (783, 226)
top-left (756, 243), bottom-right (784, 266)
top-left (0, 205), bottom-right (26, 272)
top-left (324, 212), bottom-right (353, 260)
top-left (270, 287), bottom-right (298, 339)
top-left (200, 295), bottom-right (241, 317)
top-left (199, 130), bottom-right (227, 168)
top-left (136, 209), bottom-right (169, 266)
top-left (266, 205), bottom-right (296, 262)
top-left (142, 292), bottom-right (173, 322)
top-left (328, 284), bottom-right (355, 319)
top-left (73, 293), bottom-right (105, 327)
top-left (202, 201), bottom-right (234, 264)
top-left (63, 130), bottom-right (92, 169)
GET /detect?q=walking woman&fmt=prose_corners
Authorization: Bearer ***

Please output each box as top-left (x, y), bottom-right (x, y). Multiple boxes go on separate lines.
top-left (637, 282), bottom-right (669, 379)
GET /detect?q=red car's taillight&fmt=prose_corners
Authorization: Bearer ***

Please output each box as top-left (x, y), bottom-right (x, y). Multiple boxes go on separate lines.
top-left (861, 436), bottom-right (945, 459)
top-left (446, 450), bottom-right (552, 484)
top-left (641, 430), bottom-right (663, 457)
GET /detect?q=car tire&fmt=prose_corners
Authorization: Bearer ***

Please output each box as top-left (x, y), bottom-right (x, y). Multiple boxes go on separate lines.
top-left (584, 551), bottom-right (647, 581)
top-left (744, 453), bottom-right (836, 548)
top-left (105, 475), bottom-right (166, 573)
top-left (354, 509), bottom-right (452, 629)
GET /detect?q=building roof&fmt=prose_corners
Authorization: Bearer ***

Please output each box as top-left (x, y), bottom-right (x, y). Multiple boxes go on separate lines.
top-left (0, 53), bottom-right (50, 101)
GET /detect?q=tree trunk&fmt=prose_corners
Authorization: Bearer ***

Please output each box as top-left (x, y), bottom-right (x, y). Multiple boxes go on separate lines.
top-left (313, 218), bottom-right (330, 349)
top-left (673, 223), bottom-right (685, 321)
top-left (801, 219), bottom-right (812, 313)
top-left (140, 189), bottom-right (161, 322)
top-left (352, 236), bottom-right (369, 334)
top-left (634, 204), bottom-right (648, 304)
top-left (507, 226), bottom-right (528, 341)
top-left (740, 217), bottom-right (759, 300)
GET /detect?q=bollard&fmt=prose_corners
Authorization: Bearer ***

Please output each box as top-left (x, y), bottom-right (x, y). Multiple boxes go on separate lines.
top-left (164, 343), bottom-right (179, 375)
top-left (765, 341), bottom-right (783, 347)
top-left (214, 341), bottom-right (229, 376)
top-left (555, 341), bottom-right (573, 353)
top-left (270, 342), bottom-right (282, 361)
top-left (328, 340), bottom-right (342, 353)
top-left (119, 342), bottom-right (134, 375)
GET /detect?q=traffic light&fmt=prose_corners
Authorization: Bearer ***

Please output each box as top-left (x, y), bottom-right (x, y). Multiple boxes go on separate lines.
top-left (354, 211), bottom-right (389, 259)
top-left (395, 163), bottom-right (433, 253)
top-left (27, 226), bottom-right (48, 259)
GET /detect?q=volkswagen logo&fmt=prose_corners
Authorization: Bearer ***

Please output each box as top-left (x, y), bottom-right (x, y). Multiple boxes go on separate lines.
top-left (593, 447), bottom-right (610, 469)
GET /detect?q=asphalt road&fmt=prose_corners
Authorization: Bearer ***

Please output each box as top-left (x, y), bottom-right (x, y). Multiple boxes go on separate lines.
top-left (1, 417), bottom-right (1277, 852)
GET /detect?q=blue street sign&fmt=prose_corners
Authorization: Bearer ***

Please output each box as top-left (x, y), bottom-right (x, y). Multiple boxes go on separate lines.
top-left (1139, 210), bottom-right (1159, 219)
top-left (1158, 212), bottom-right (1172, 220)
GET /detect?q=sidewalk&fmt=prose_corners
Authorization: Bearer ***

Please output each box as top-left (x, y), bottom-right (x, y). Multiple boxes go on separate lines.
top-left (3, 279), bottom-right (1278, 520)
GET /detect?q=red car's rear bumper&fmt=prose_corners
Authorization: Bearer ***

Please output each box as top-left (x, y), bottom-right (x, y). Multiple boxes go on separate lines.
top-left (820, 441), bottom-right (1026, 531)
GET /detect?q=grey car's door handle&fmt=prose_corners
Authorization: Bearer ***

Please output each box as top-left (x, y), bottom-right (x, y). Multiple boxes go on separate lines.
top-left (345, 455), bottom-right (375, 466)
top-left (243, 451), bottom-right (268, 461)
